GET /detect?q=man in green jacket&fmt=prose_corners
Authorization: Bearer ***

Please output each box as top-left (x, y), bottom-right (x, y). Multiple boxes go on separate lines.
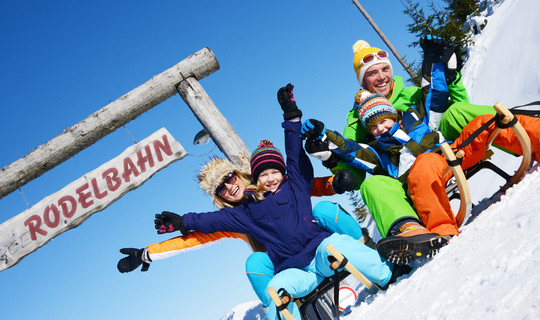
top-left (324, 37), bottom-right (496, 261)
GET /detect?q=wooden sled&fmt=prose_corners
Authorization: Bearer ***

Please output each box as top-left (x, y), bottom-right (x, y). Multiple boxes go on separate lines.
top-left (440, 142), bottom-right (473, 228)
top-left (268, 287), bottom-right (295, 320)
top-left (443, 102), bottom-right (533, 228)
top-left (268, 244), bottom-right (374, 320)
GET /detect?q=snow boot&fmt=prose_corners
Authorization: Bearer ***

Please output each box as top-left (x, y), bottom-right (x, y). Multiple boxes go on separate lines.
top-left (376, 222), bottom-right (449, 265)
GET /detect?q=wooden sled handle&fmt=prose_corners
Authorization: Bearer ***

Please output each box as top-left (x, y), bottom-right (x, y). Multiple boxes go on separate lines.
top-left (268, 287), bottom-right (295, 320)
top-left (440, 142), bottom-right (472, 227)
top-left (493, 102), bottom-right (533, 186)
top-left (325, 244), bottom-right (373, 289)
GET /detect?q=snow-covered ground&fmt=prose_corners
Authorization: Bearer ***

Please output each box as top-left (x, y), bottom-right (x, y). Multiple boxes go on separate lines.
top-left (222, 0), bottom-right (540, 318)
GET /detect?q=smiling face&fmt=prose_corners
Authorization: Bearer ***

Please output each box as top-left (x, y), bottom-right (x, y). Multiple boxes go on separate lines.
top-left (362, 63), bottom-right (393, 97)
top-left (217, 172), bottom-right (247, 204)
top-left (257, 168), bottom-right (284, 193)
top-left (370, 118), bottom-right (396, 137)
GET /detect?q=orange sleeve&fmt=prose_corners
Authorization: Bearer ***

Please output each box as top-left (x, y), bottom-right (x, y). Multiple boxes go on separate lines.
top-left (146, 231), bottom-right (247, 261)
top-left (310, 176), bottom-right (336, 197)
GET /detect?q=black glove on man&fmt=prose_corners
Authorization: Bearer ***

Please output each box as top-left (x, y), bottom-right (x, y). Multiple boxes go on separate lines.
top-left (277, 83), bottom-right (303, 120)
top-left (117, 248), bottom-right (150, 273)
top-left (154, 211), bottom-right (189, 235)
top-left (331, 169), bottom-right (359, 194)
top-left (420, 35), bottom-right (458, 84)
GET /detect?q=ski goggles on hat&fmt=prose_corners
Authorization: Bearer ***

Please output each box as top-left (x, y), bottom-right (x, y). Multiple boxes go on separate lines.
top-left (215, 172), bottom-right (237, 196)
top-left (356, 50), bottom-right (389, 73)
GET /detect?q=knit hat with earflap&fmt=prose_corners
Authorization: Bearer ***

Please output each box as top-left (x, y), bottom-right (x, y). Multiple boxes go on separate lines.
top-left (353, 40), bottom-right (393, 87)
top-left (198, 155), bottom-right (251, 209)
top-left (250, 139), bottom-right (286, 183)
top-left (356, 90), bottom-right (398, 132)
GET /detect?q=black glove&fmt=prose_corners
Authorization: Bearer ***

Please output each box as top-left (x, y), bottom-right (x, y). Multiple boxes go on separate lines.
top-left (305, 138), bottom-right (331, 161)
top-left (322, 155), bottom-right (340, 170)
top-left (277, 83), bottom-right (302, 120)
top-left (154, 211), bottom-right (188, 235)
top-left (420, 35), bottom-right (457, 84)
top-left (331, 169), bottom-right (359, 194)
top-left (304, 138), bottom-right (339, 169)
top-left (301, 119), bottom-right (326, 140)
top-left (117, 248), bottom-right (150, 273)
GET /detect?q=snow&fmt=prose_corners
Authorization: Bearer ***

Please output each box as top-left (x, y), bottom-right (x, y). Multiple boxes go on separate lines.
top-left (223, 0), bottom-right (540, 318)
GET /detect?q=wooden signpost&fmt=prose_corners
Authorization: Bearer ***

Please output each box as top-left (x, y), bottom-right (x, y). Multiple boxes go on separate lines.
top-left (0, 129), bottom-right (185, 271)
top-left (0, 48), bottom-right (250, 271)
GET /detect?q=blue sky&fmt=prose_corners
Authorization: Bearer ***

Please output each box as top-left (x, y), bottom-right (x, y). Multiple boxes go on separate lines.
top-left (0, 1), bottom-right (425, 319)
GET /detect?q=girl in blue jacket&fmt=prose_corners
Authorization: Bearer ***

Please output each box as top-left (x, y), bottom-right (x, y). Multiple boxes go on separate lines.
top-left (154, 84), bottom-right (395, 320)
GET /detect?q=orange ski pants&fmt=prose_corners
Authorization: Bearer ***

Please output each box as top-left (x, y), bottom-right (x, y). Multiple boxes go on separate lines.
top-left (408, 114), bottom-right (540, 236)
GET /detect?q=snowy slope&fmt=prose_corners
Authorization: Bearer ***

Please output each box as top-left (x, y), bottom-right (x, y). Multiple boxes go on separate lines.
top-left (223, 0), bottom-right (540, 318)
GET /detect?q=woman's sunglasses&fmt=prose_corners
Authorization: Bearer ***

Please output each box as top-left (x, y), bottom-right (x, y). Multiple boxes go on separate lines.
top-left (215, 172), bottom-right (237, 196)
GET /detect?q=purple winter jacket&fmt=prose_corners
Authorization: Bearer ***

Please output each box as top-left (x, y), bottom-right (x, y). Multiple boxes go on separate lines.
top-left (183, 120), bottom-right (331, 273)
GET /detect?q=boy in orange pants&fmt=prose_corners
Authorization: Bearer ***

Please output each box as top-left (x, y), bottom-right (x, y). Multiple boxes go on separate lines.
top-left (407, 113), bottom-right (540, 237)
top-left (302, 93), bottom-right (539, 264)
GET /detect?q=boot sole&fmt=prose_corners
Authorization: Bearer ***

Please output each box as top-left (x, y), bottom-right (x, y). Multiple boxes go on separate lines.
top-left (377, 234), bottom-right (449, 265)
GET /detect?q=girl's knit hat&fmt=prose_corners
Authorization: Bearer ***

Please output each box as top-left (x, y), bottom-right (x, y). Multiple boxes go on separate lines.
top-left (250, 139), bottom-right (286, 182)
top-left (356, 90), bottom-right (398, 131)
top-left (353, 40), bottom-right (393, 87)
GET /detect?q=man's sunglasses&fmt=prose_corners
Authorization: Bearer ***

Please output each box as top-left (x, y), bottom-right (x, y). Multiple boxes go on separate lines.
top-left (215, 172), bottom-right (237, 196)
top-left (356, 50), bottom-right (389, 74)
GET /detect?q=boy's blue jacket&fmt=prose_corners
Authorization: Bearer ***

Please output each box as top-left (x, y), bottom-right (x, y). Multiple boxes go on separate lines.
top-left (183, 120), bottom-right (331, 273)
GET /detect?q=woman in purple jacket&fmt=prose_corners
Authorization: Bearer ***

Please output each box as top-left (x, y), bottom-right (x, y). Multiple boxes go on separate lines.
top-left (154, 84), bottom-right (395, 320)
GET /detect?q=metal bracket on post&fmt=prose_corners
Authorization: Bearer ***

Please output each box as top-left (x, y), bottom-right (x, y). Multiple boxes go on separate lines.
top-left (176, 76), bottom-right (251, 165)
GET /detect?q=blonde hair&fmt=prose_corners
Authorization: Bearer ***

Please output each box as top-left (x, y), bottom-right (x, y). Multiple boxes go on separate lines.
top-left (197, 155), bottom-right (266, 252)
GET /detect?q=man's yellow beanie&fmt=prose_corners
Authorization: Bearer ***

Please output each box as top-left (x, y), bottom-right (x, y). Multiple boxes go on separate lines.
top-left (353, 40), bottom-right (393, 86)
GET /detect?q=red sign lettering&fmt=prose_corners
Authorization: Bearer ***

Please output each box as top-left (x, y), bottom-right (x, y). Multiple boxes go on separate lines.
top-left (58, 195), bottom-right (77, 219)
top-left (43, 204), bottom-right (61, 229)
top-left (103, 168), bottom-right (121, 192)
top-left (122, 158), bottom-right (139, 183)
top-left (24, 215), bottom-right (47, 241)
top-left (91, 177), bottom-right (108, 199)
top-left (136, 145), bottom-right (155, 173)
top-left (76, 183), bottom-right (94, 209)
top-left (153, 134), bottom-right (173, 162)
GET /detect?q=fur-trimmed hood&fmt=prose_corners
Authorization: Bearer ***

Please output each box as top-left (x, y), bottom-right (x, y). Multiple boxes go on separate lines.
top-left (198, 154), bottom-right (251, 209)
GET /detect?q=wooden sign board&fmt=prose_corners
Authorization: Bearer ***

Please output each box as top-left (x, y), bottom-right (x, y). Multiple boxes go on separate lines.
top-left (0, 128), bottom-right (186, 271)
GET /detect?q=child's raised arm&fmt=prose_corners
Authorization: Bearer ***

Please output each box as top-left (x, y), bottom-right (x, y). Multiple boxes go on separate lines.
top-left (302, 119), bottom-right (384, 176)
top-left (277, 84), bottom-right (313, 191)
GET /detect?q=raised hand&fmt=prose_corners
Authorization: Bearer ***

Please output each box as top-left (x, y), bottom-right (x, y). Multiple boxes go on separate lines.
top-left (277, 83), bottom-right (302, 120)
top-left (301, 119), bottom-right (326, 140)
top-left (420, 35), bottom-right (457, 84)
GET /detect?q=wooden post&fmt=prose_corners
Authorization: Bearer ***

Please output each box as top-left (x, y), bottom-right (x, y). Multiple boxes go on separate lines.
top-left (0, 48), bottom-right (219, 200)
top-left (177, 77), bottom-right (251, 165)
top-left (351, 0), bottom-right (419, 83)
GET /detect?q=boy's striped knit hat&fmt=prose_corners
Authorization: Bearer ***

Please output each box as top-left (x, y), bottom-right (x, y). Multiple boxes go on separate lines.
top-left (250, 139), bottom-right (286, 182)
top-left (356, 90), bottom-right (398, 131)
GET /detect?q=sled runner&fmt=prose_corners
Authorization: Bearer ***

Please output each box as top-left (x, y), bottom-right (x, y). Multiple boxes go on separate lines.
top-left (440, 142), bottom-right (472, 228)
top-left (444, 102), bottom-right (533, 227)
top-left (268, 244), bottom-right (375, 320)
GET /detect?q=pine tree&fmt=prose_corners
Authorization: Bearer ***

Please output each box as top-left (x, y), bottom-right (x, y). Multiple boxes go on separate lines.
top-left (347, 190), bottom-right (369, 223)
top-left (401, 0), bottom-right (498, 73)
